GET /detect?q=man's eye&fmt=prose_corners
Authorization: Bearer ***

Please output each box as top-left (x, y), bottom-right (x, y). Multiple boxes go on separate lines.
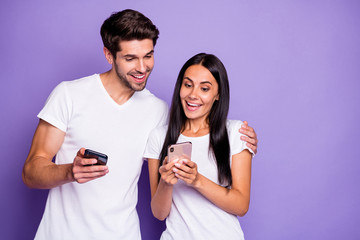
top-left (125, 58), bottom-right (134, 61)
top-left (145, 55), bottom-right (152, 59)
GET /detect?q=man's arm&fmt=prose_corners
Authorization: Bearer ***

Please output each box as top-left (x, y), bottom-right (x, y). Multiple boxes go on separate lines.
top-left (22, 120), bottom-right (108, 189)
top-left (239, 121), bottom-right (259, 154)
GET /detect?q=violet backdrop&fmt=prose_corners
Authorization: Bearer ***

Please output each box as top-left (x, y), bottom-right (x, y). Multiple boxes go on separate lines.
top-left (1, 0), bottom-right (359, 239)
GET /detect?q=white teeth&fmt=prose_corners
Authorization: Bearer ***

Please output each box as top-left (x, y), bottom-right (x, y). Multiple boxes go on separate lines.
top-left (187, 102), bottom-right (200, 107)
top-left (133, 75), bottom-right (145, 79)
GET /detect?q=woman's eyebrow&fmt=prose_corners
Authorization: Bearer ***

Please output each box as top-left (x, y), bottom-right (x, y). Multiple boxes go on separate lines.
top-left (183, 77), bottom-right (213, 85)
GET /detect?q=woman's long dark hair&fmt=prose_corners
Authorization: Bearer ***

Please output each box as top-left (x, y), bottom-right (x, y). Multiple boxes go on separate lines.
top-left (159, 53), bottom-right (232, 186)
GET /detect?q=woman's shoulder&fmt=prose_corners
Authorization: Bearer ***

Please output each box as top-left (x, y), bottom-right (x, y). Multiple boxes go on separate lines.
top-left (226, 119), bottom-right (244, 132)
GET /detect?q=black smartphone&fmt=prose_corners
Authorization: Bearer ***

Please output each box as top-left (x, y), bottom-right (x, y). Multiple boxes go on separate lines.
top-left (84, 149), bottom-right (108, 165)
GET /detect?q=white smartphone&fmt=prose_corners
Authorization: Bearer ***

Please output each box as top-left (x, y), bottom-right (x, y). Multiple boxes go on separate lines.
top-left (167, 142), bottom-right (192, 162)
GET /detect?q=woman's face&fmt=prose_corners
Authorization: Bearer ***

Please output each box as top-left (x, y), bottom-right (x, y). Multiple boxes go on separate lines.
top-left (180, 64), bottom-right (219, 123)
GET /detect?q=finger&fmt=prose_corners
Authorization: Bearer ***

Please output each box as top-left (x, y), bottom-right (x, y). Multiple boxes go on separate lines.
top-left (181, 159), bottom-right (195, 168)
top-left (76, 174), bottom-right (106, 183)
top-left (74, 169), bottom-right (109, 182)
top-left (174, 164), bottom-right (190, 174)
top-left (172, 167), bottom-right (188, 178)
top-left (164, 161), bottom-right (177, 171)
top-left (246, 142), bottom-right (257, 154)
top-left (163, 156), bottom-right (169, 165)
top-left (174, 162), bottom-right (193, 174)
top-left (160, 165), bottom-right (176, 177)
top-left (174, 171), bottom-right (192, 184)
top-left (75, 170), bottom-right (108, 178)
top-left (164, 173), bottom-right (178, 185)
top-left (74, 165), bottom-right (108, 173)
top-left (173, 165), bottom-right (195, 180)
top-left (240, 135), bottom-right (256, 145)
top-left (76, 157), bottom-right (98, 166)
top-left (77, 148), bottom-right (86, 157)
top-left (239, 128), bottom-right (255, 138)
top-left (161, 171), bottom-right (177, 183)
top-left (243, 120), bottom-right (248, 126)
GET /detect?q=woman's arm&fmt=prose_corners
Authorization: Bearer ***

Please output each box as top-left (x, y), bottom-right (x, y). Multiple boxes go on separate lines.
top-left (173, 149), bottom-right (252, 216)
top-left (148, 158), bottom-right (178, 220)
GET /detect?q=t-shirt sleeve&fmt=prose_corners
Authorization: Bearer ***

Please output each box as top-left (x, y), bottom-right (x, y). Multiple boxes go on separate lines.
top-left (143, 126), bottom-right (166, 160)
top-left (156, 101), bottom-right (169, 128)
top-left (37, 81), bottom-right (72, 132)
top-left (228, 120), bottom-right (255, 157)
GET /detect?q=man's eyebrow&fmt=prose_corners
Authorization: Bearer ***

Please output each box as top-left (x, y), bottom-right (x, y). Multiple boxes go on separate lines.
top-left (146, 50), bottom-right (154, 55)
top-left (183, 77), bottom-right (213, 85)
top-left (122, 50), bottom-right (154, 58)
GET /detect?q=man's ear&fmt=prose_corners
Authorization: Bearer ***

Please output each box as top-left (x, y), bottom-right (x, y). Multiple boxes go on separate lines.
top-left (103, 47), bottom-right (114, 65)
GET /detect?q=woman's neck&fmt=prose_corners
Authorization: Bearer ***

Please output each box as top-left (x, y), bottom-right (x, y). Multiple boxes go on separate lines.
top-left (181, 119), bottom-right (210, 137)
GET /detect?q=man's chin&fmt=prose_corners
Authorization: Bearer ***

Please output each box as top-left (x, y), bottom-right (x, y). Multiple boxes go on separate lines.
top-left (132, 82), bottom-right (147, 92)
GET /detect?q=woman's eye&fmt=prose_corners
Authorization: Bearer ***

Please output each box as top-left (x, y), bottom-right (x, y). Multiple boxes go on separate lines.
top-left (201, 88), bottom-right (209, 92)
top-left (184, 83), bottom-right (192, 88)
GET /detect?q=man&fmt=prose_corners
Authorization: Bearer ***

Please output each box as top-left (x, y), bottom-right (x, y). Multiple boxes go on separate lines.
top-left (22, 9), bottom-right (258, 239)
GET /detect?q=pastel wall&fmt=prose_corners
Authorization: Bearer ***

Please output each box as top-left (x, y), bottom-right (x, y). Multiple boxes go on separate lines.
top-left (1, 0), bottom-right (359, 239)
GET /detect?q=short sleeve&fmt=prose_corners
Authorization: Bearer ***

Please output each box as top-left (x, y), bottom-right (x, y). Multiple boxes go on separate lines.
top-left (227, 120), bottom-right (255, 157)
top-left (143, 126), bottom-right (167, 160)
top-left (156, 102), bottom-right (169, 128)
top-left (37, 81), bottom-right (72, 132)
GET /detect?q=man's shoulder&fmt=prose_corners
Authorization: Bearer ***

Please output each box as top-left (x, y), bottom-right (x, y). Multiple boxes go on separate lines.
top-left (149, 124), bottom-right (168, 139)
top-left (63, 74), bottom-right (99, 89)
top-left (135, 89), bottom-right (168, 107)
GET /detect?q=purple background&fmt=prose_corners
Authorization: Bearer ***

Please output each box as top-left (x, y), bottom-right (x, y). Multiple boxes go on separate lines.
top-left (1, 0), bottom-right (359, 239)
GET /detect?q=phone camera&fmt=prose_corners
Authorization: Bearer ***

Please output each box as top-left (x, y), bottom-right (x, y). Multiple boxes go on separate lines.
top-left (170, 147), bottom-right (174, 152)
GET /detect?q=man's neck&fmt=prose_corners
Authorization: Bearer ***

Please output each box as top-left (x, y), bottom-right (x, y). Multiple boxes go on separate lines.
top-left (99, 70), bottom-right (135, 105)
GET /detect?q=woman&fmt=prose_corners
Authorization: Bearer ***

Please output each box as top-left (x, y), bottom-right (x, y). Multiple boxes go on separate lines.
top-left (144, 53), bottom-right (253, 239)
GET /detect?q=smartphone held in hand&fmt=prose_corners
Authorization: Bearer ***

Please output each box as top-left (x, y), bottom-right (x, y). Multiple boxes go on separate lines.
top-left (84, 149), bottom-right (108, 165)
top-left (167, 142), bottom-right (192, 163)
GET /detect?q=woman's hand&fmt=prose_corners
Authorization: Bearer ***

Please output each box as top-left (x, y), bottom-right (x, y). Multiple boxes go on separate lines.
top-left (173, 157), bottom-right (201, 188)
top-left (159, 157), bottom-right (179, 186)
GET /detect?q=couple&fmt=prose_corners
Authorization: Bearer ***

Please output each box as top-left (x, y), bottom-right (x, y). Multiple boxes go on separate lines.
top-left (22, 9), bottom-right (257, 240)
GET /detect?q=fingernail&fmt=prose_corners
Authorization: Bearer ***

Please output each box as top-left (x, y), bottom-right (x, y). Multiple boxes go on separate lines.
top-left (175, 163), bottom-right (181, 168)
top-left (173, 168), bottom-right (177, 172)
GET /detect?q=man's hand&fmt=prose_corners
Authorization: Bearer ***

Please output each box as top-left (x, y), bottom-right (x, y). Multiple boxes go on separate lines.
top-left (240, 121), bottom-right (258, 154)
top-left (72, 148), bottom-right (109, 183)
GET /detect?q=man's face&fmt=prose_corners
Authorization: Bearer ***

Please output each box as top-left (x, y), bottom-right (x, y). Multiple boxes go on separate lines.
top-left (113, 39), bottom-right (155, 91)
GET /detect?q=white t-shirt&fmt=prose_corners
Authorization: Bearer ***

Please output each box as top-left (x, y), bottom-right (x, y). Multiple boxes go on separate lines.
top-left (144, 120), bottom-right (253, 240)
top-left (35, 74), bottom-right (168, 240)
